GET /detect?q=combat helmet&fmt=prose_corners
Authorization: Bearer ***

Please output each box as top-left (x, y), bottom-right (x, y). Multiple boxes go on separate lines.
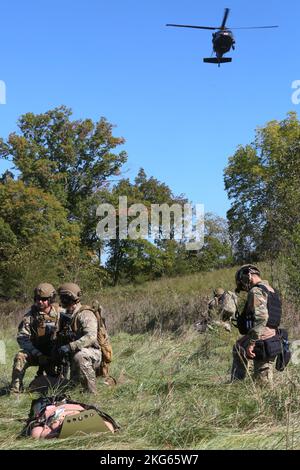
top-left (235, 264), bottom-right (261, 293)
top-left (58, 283), bottom-right (82, 303)
top-left (214, 287), bottom-right (225, 297)
top-left (34, 283), bottom-right (56, 303)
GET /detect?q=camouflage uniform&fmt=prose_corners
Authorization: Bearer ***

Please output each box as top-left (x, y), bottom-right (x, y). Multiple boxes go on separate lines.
top-left (208, 290), bottom-right (237, 332)
top-left (59, 303), bottom-right (102, 394)
top-left (231, 281), bottom-right (276, 386)
top-left (10, 305), bottom-right (60, 393)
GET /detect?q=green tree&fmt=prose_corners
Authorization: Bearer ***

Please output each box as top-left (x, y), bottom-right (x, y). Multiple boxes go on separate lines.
top-left (0, 180), bottom-right (81, 298)
top-left (224, 112), bottom-right (300, 262)
top-left (102, 169), bottom-right (188, 284)
top-left (106, 239), bottom-right (169, 284)
top-left (101, 169), bottom-right (232, 283)
top-left (179, 213), bottom-right (233, 273)
top-left (0, 106), bottom-right (127, 250)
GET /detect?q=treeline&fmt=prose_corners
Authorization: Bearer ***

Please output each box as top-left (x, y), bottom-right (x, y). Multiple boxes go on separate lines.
top-left (224, 111), bottom-right (300, 299)
top-left (0, 106), bottom-right (233, 299)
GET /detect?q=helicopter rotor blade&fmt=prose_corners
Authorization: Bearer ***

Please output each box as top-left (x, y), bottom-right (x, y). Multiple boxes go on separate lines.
top-left (220, 8), bottom-right (230, 29)
top-left (229, 25), bottom-right (279, 30)
top-left (166, 24), bottom-right (217, 30)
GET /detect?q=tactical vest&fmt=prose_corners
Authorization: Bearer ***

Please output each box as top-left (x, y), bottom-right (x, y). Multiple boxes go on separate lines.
top-left (258, 284), bottom-right (282, 329)
top-left (30, 305), bottom-right (59, 354)
top-left (235, 283), bottom-right (281, 335)
top-left (57, 311), bottom-right (76, 345)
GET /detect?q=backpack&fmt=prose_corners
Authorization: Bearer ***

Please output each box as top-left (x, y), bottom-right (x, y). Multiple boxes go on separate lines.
top-left (22, 395), bottom-right (120, 439)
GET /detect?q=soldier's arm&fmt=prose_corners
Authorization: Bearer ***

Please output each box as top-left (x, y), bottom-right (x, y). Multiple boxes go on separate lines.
top-left (247, 287), bottom-right (269, 341)
top-left (17, 314), bottom-right (41, 356)
top-left (68, 311), bottom-right (98, 352)
top-left (208, 298), bottom-right (217, 310)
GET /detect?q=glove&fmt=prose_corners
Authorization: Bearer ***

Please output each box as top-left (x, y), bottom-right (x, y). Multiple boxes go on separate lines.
top-left (37, 354), bottom-right (49, 366)
top-left (58, 344), bottom-right (71, 359)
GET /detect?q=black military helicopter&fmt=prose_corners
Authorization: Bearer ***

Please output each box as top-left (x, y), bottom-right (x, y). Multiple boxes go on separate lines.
top-left (166, 8), bottom-right (278, 66)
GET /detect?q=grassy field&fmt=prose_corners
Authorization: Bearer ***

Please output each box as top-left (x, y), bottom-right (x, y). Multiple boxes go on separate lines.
top-left (0, 266), bottom-right (300, 450)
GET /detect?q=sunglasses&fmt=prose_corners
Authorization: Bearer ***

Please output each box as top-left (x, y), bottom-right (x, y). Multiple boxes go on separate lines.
top-left (36, 297), bottom-right (50, 302)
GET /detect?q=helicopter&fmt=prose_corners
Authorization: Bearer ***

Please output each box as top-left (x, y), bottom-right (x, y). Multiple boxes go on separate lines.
top-left (166, 8), bottom-right (278, 66)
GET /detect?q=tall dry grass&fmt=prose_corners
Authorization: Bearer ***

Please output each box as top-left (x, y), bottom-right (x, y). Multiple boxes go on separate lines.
top-left (1, 328), bottom-right (300, 449)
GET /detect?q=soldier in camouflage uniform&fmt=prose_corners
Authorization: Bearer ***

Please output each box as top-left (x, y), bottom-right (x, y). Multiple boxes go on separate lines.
top-left (204, 287), bottom-right (238, 332)
top-left (208, 288), bottom-right (225, 319)
top-left (195, 287), bottom-right (236, 333)
top-left (231, 265), bottom-right (281, 386)
top-left (56, 283), bottom-right (102, 394)
top-left (10, 283), bottom-right (60, 393)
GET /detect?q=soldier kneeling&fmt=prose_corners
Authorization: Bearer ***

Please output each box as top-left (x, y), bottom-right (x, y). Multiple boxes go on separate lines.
top-left (10, 283), bottom-right (60, 394)
top-left (56, 283), bottom-right (113, 394)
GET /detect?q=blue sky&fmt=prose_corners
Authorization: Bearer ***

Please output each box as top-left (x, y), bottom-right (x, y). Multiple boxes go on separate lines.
top-left (0, 0), bottom-right (299, 217)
